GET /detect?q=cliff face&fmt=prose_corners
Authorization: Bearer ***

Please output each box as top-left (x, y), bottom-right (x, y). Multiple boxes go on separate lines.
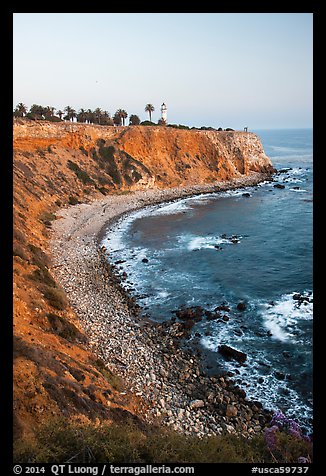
top-left (14, 121), bottom-right (274, 191)
top-left (13, 120), bottom-right (274, 439)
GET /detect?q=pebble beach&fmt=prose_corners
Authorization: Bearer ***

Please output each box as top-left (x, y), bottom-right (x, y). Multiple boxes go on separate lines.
top-left (50, 173), bottom-right (274, 438)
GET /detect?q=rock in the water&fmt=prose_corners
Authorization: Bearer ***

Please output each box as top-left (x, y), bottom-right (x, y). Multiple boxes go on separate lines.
top-left (205, 310), bottom-right (222, 321)
top-left (273, 184), bottom-right (285, 189)
top-left (237, 302), bottom-right (247, 311)
top-left (218, 344), bottom-right (247, 364)
top-left (215, 304), bottom-right (231, 312)
top-left (175, 306), bottom-right (204, 322)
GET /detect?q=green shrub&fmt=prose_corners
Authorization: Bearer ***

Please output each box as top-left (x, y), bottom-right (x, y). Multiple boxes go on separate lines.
top-left (96, 138), bottom-right (106, 147)
top-left (97, 176), bottom-right (111, 186)
top-left (14, 416), bottom-right (310, 464)
top-left (140, 120), bottom-right (156, 126)
top-left (98, 187), bottom-right (108, 195)
top-left (47, 313), bottom-right (85, 342)
top-left (67, 160), bottom-right (95, 185)
top-left (106, 164), bottom-right (122, 186)
top-left (13, 229), bottom-right (26, 244)
top-left (93, 358), bottom-right (123, 390)
top-left (48, 116), bottom-right (62, 122)
top-left (79, 146), bottom-right (88, 156)
top-left (39, 211), bottom-right (56, 228)
top-left (68, 196), bottom-right (79, 205)
top-left (98, 145), bottom-right (115, 162)
top-left (13, 244), bottom-right (28, 261)
top-left (43, 287), bottom-right (68, 310)
top-left (167, 124), bottom-right (190, 130)
top-left (29, 266), bottom-right (57, 288)
top-left (28, 244), bottom-right (51, 268)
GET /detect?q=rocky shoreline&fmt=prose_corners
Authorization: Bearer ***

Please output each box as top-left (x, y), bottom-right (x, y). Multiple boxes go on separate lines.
top-left (50, 173), bottom-right (274, 438)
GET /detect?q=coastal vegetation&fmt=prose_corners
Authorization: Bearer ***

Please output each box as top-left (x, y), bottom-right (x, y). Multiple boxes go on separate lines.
top-left (13, 102), bottom-right (233, 130)
top-left (13, 415), bottom-right (312, 463)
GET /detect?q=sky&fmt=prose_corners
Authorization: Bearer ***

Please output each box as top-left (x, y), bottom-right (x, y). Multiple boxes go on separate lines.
top-left (13, 13), bottom-right (313, 129)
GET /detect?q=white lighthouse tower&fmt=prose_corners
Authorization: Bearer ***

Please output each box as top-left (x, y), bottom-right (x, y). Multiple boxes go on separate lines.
top-left (161, 102), bottom-right (167, 123)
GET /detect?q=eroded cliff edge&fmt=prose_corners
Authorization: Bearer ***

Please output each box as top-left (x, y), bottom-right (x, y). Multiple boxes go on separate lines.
top-left (13, 120), bottom-right (275, 439)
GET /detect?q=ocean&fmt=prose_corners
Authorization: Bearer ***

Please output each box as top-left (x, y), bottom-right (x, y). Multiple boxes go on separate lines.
top-left (102, 129), bottom-right (313, 431)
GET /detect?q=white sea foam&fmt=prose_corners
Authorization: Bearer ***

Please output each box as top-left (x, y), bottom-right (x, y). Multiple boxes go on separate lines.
top-left (261, 292), bottom-right (313, 342)
top-left (146, 200), bottom-right (191, 216)
top-left (157, 290), bottom-right (170, 299)
top-left (176, 233), bottom-right (241, 252)
top-left (187, 236), bottom-right (219, 251)
top-left (200, 325), bottom-right (312, 429)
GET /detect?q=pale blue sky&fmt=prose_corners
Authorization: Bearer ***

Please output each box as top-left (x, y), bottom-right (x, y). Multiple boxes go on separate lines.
top-left (13, 13), bottom-right (313, 129)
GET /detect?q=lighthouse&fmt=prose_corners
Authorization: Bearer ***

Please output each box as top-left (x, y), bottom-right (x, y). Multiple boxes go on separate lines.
top-left (161, 102), bottom-right (167, 123)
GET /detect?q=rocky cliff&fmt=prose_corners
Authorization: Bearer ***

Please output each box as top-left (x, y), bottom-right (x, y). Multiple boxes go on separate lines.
top-left (14, 120), bottom-right (273, 191)
top-left (13, 120), bottom-right (274, 439)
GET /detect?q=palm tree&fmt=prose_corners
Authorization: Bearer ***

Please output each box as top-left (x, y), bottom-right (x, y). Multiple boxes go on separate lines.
top-left (113, 112), bottom-right (122, 126)
top-left (77, 109), bottom-right (87, 123)
top-left (56, 109), bottom-right (64, 120)
top-left (101, 110), bottom-right (114, 126)
top-left (44, 106), bottom-right (55, 120)
top-left (13, 102), bottom-right (27, 117)
top-left (116, 109), bottom-right (128, 126)
top-left (94, 107), bottom-right (103, 125)
top-left (64, 106), bottom-right (77, 122)
top-left (145, 104), bottom-right (155, 122)
top-left (86, 109), bottom-right (95, 124)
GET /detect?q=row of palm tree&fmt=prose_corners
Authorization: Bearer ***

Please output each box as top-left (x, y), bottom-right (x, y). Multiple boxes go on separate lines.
top-left (13, 103), bottom-right (159, 126)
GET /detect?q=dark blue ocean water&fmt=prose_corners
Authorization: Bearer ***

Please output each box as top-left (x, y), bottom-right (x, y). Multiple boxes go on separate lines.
top-left (102, 129), bottom-right (313, 430)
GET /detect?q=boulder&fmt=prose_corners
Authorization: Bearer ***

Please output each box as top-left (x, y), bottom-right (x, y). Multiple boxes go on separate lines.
top-left (218, 344), bottom-right (247, 364)
top-left (237, 302), bottom-right (247, 311)
top-left (175, 306), bottom-right (204, 322)
top-left (226, 404), bottom-right (238, 417)
top-left (278, 168), bottom-right (292, 173)
top-left (189, 399), bottom-right (205, 410)
top-left (273, 184), bottom-right (285, 189)
top-left (215, 304), bottom-right (231, 312)
top-left (205, 310), bottom-right (222, 321)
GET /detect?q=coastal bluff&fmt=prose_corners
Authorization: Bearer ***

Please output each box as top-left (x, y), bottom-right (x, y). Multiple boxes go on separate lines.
top-left (14, 120), bottom-right (274, 191)
top-left (13, 120), bottom-right (274, 441)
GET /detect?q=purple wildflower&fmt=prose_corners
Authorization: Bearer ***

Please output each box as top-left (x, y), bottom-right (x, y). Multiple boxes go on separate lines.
top-left (270, 410), bottom-right (287, 429)
top-left (264, 425), bottom-right (279, 450)
top-left (270, 411), bottom-right (304, 437)
top-left (298, 456), bottom-right (310, 463)
top-left (288, 427), bottom-right (302, 439)
top-left (288, 420), bottom-right (303, 439)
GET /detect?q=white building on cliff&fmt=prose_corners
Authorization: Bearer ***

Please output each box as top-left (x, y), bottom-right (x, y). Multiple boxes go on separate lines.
top-left (161, 102), bottom-right (167, 123)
